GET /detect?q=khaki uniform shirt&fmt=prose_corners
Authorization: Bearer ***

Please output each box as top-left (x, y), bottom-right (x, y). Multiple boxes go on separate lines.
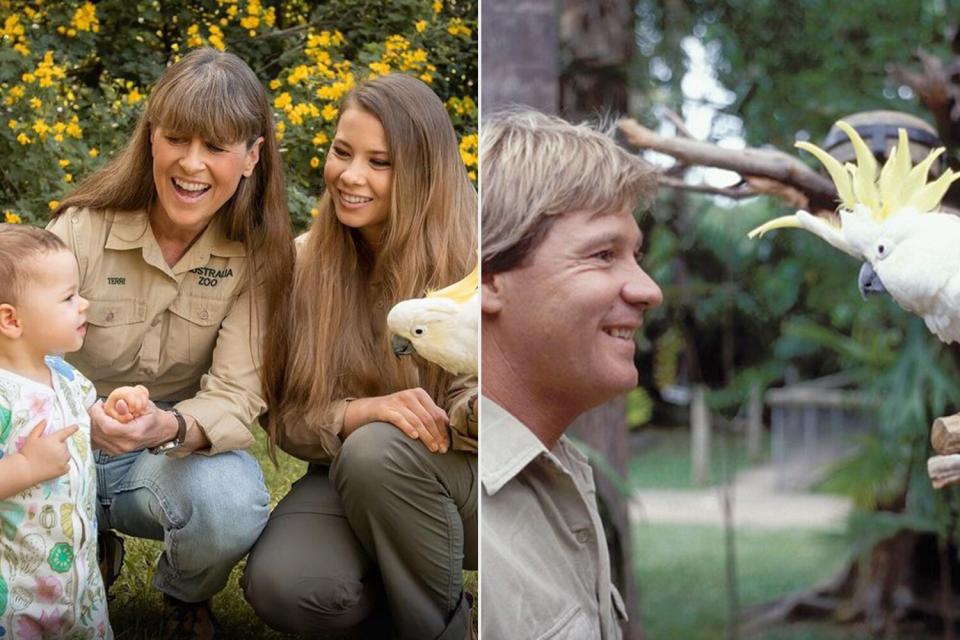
top-left (481, 397), bottom-right (626, 640)
top-left (48, 207), bottom-right (266, 454)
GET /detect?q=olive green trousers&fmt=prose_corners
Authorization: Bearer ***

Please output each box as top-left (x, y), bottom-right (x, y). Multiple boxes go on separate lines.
top-left (242, 422), bottom-right (478, 639)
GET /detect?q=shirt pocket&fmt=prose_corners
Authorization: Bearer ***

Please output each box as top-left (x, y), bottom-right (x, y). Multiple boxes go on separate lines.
top-left (167, 296), bottom-right (233, 364)
top-left (83, 298), bottom-right (147, 367)
top-left (534, 604), bottom-right (597, 640)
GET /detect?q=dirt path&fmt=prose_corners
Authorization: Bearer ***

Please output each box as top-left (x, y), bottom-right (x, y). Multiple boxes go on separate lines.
top-left (630, 465), bottom-right (852, 532)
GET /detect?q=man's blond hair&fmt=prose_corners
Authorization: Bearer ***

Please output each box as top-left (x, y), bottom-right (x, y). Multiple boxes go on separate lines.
top-left (481, 109), bottom-right (657, 274)
top-left (0, 224), bottom-right (68, 305)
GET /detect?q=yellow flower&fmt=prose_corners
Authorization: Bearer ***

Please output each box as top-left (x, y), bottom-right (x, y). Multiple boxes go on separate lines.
top-left (59, 159), bottom-right (70, 168)
top-left (240, 16), bottom-right (259, 30)
top-left (127, 88), bottom-right (143, 105)
top-left (275, 120), bottom-right (285, 141)
top-left (269, 79), bottom-right (281, 90)
top-left (89, 148), bottom-right (99, 158)
top-left (310, 157), bottom-right (320, 168)
top-left (66, 122), bottom-right (82, 139)
top-left (368, 61), bottom-right (391, 77)
top-left (420, 73), bottom-right (433, 84)
top-left (71, 2), bottom-right (99, 32)
top-left (468, 170), bottom-right (476, 181)
top-left (29, 97), bottom-right (42, 109)
top-left (54, 133), bottom-right (64, 143)
top-left (32, 120), bottom-right (50, 138)
top-left (321, 104), bottom-right (338, 122)
top-left (64, 173), bottom-right (73, 183)
top-left (7, 120), bottom-right (16, 130)
top-left (13, 43), bottom-right (29, 56)
top-left (433, 0), bottom-right (442, 14)
top-left (274, 92), bottom-right (292, 110)
top-left (4, 211), bottom-right (22, 224)
top-left (264, 7), bottom-right (276, 26)
top-left (416, 20), bottom-right (427, 33)
top-left (447, 18), bottom-right (472, 38)
top-left (312, 132), bottom-right (328, 146)
top-left (209, 34), bottom-right (225, 51)
top-left (48, 201), bottom-right (59, 211)
top-left (310, 207), bottom-right (320, 218)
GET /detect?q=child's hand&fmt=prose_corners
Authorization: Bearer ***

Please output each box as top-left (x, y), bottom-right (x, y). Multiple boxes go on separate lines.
top-left (104, 385), bottom-right (150, 423)
top-left (19, 420), bottom-right (78, 485)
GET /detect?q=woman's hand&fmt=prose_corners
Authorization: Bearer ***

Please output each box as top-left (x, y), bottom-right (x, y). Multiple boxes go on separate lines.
top-left (103, 384), bottom-right (150, 423)
top-left (89, 400), bottom-right (178, 455)
top-left (346, 388), bottom-right (450, 453)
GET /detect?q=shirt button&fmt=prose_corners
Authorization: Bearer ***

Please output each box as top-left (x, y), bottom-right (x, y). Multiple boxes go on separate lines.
top-left (575, 529), bottom-right (591, 544)
top-left (105, 311), bottom-right (115, 322)
top-left (71, 216), bottom-right (79, 224)
top-left (199, 310), bottom-right (209, 320)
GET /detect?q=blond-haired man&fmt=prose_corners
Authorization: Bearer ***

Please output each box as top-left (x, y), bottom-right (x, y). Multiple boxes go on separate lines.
top-left (481, 110), bottom-right (662, 639)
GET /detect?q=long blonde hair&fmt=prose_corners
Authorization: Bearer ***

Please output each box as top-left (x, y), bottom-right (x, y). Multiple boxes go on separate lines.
top-left (266, 74), bottom-right (476, 453)
top-left (53, 48), bottom-right (295, 395)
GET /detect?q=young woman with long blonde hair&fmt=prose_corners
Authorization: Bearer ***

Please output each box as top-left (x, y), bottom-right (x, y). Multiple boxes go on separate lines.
top-left (243, 73), bottom-right (477, 639)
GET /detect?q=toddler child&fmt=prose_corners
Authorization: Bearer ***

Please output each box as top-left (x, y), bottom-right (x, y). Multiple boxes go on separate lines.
top-left (0, 224), bottom-right (139, 639)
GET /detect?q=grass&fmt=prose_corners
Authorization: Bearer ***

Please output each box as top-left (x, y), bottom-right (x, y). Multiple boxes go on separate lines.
top-left (106, 429), bottom-right (478, 638)
top-left (633, 523), bottom-right (861, 640)
top-left (629, 426), bottom-right (762, 489)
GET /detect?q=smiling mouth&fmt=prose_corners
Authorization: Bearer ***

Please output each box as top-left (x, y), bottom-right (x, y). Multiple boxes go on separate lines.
top-left (603, 327), bottom-right (636, 341)
top-left (339, 192), bottom-right (373, 206)
top-left (172, 177), bottom-right (211, 199)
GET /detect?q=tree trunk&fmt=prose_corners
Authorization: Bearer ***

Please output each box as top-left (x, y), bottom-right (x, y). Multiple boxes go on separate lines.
top-left (480, 0), bottom-right (559, 113)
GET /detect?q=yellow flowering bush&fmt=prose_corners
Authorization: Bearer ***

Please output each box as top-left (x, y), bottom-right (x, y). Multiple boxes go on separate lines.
top-left (0, 0), bottom-right (477, 230)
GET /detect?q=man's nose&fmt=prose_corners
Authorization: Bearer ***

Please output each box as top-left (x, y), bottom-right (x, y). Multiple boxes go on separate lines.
top-left (622, 265), bottom-right (663, 309)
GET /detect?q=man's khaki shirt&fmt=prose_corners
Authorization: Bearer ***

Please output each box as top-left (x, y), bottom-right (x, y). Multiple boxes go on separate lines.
top-left (48, 207), bottom-right (266, 453)
top-left (481, 397), bottom-right (626, 640)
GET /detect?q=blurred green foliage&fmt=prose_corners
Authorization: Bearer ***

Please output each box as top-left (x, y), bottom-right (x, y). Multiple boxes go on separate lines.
top-left (629, 0), bottom-right (960, 550)
top-left (0, 0), bottom-right (477, 230)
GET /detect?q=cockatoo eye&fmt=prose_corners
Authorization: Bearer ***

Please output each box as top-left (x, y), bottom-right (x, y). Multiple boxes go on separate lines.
top-left (877, 243), bottom-right (886, 258)
top-left (413, 326), bottom-right (425, 336)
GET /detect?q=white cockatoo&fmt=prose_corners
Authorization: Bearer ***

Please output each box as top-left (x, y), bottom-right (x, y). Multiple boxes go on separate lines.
top-left (749, 121), bottom-right (960, 343)
top-left (386, 263), bottom-right (479, 376)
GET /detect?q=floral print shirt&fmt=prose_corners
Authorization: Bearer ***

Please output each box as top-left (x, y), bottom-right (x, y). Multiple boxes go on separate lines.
top-left (0, 357), bottom-right (112, 639)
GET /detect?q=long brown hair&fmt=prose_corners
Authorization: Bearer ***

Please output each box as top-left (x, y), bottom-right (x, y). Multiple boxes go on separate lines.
top-left (53, 47), bottom-right (295, 398)
top-left (265, 73), bottom-right (476, 454)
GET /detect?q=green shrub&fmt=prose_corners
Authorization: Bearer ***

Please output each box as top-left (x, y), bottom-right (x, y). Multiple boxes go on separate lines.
top-left (0, 0), bottom-right (477, 231)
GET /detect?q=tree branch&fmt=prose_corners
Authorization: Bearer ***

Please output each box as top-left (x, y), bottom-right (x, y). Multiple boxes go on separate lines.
top-left (618, 117), bottom-right (840, 211)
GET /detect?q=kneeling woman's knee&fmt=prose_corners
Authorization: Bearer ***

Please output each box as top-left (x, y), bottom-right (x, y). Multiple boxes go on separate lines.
top-left (183, 452), bottom-right (269, 555)
top-left (332, 421), bottom-right (419, 489)
top-left (243, 551), bottom-right (373, 634)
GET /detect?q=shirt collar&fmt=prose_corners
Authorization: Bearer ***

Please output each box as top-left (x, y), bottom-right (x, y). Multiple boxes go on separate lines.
top-left (104, 210), bottom-right (246, 273)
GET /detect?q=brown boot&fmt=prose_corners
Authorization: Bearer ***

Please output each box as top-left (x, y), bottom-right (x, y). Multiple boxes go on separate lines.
top-left (161, 595), bottom-right (218, 640)
top-left (96, 530), bottom-right (125, 596)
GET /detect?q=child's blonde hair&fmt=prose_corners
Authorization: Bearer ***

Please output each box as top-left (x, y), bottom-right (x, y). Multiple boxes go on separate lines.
top-left (0, 225), bottom-right (68, 306)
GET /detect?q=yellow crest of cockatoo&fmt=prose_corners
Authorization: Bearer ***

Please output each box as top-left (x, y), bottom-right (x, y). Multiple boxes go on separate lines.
top-left (387, 262), bottom-right (479, 375)
top-left (749, 121), bottom-right (960, 343)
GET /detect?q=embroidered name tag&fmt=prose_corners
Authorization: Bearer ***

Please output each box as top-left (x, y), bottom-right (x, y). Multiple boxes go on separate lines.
top-left (190, 267), bottom-right (234, 287)
top-left (107, 277), bottom-right (126, 285)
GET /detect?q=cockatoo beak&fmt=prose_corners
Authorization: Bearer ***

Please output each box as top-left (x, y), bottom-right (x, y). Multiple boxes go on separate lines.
top-left (391, 334), bottom-right (417, 357)
top-left (858, 262), bottom-right (887, 300)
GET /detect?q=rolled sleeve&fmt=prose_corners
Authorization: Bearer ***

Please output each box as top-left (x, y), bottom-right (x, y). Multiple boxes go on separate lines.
top-left (176, 284), bottom-right (265, 454)
top-left (276, 398), bottom-right (350, 464)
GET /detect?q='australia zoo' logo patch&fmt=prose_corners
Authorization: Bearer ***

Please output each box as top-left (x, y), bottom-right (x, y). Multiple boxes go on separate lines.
top-left (190, 267), bottom-right (234, 287)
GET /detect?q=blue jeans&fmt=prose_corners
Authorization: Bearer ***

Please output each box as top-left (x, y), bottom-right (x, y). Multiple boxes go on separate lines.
top-left (95, 447), bottom-right (269, 602)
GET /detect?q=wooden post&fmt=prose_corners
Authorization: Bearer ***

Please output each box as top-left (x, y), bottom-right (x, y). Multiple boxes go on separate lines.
top-left (692, 385), bottom-right (711, 486)
top-left (747, 384), bottom-right (763, 461)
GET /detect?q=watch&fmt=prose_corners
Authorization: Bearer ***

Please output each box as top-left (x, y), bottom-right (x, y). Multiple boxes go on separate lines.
top-left (148, 408), bottom-right (188, 455)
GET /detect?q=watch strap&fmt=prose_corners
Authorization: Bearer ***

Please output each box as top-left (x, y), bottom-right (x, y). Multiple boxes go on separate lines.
top-left (148, 408), bottom-right (187, 454)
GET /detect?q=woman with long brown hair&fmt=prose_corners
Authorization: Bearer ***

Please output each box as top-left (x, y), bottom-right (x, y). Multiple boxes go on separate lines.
top-left (243, 73), bottom-right (477, 639)
top-left (47, 47), bottom-right (295, 639)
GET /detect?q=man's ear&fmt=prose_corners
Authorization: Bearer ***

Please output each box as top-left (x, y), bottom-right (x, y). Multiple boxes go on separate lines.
top-left (481, 271), bottom-right (504, 315)
top-left (0, 303), bottom-right (22, 339)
